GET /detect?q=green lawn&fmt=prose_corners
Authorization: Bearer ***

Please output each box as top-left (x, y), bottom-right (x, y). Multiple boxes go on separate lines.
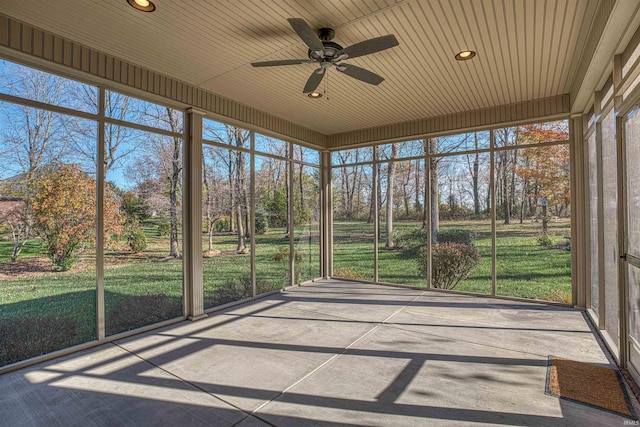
top-left (0, 216), bottom-right (569, 366)
top-left (333, 218), bottom-right (572, 302)
top-left (0, 219), bottom-right (319, 365)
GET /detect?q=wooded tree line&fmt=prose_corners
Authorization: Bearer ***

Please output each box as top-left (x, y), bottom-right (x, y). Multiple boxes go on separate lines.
top-left (202, 132), bottom-right (320, 254)
top-left (0, 60), bottom-right (322, 269)
top-left (0, 61), bottom-right (184, 268)
top-left (332, 122), bottom-right (569, 246)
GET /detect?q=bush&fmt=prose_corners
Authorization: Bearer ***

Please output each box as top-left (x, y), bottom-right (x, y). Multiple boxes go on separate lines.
top-left (30, 163), bottom-right (122, 271)
top-left (417, 242), bottom-right (481, 290)
top-left (119, 190), bottom-right (150, 222)
top-left (214, 217), bottom-right (230, 232)
top-left (436, 228), bottom-right (476, 246)
top-left (106, 294), bottom-right (182, 335)
top-left (332, 266), bottom-right (369, 280)
top-left (392, 228), bottom-right (427, 250)
top-left (126, 221), bottom-right (147, 252)
top-left (205, 276), bottom-right (273, 307)
top-left (0, 317), bottom-right (79, 366)
top-left (255, 212), bottom-right (269, 234)
top-left (157, 222), bottom-right (171, 237)
top-left (536, 233), bottom-right (553, 247)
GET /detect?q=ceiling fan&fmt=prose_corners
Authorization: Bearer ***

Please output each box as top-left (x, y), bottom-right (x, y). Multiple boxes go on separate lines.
top-left (251, 18), bottom-right (399, 94)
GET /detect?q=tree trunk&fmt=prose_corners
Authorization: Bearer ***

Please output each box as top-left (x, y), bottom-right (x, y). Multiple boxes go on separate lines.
top-left (510, 148), bottom-right (518, 220)
top-left (234, 150), bottom-right (247, 251)
top-left (298, 162), bottom-right (304, 219)
top-left (228, 150), bottom-right (235, 233)
top-left (519, 177), bottom-right (528, 224)
top-left (473, 133), bottom-right (480, 216)
top-left (502, 170), bottom-right (510, 225)
top-left (414, 159), bottom-right (422, 212)
top-left (385, 144), bottom-right (398, 248)
top-left (235, 201), bottom-right (246, 251)
top-left (203, 164), bottom-right (214, 253)
top-left (168, 136), bottom-right (181, 258)
top-left (377, 163), bottom-right (382, 235)
top-left (429, 139), bottom-right (439, 242)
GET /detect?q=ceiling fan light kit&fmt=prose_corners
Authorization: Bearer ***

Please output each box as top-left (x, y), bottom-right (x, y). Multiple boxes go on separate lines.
top-left (251, 18), bottom-right (399, 94)
top-left (127, 0), bottom-right (156, 12)
top-left (455, 50), bottom-right (476, 60)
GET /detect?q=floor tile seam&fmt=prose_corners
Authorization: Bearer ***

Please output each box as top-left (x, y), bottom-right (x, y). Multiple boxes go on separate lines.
top-left (110, 342), bottom-right (275, 427)
top-left (401, 306), bottom-right (590, 332)
top-left (251, 291), bottom-right (427, 416)
top-left (281, 301), bottom-right (410, 325)
top-left (235, 301), bottom-right (375, 323)
top-left (377, 321), bottom-right (555, 361)
top-left (251, 323), bottom-right (385, 416)
top-left (379, 291), bottom-right (428, 325)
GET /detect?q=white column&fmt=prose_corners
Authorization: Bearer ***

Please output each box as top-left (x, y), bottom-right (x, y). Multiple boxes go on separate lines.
top-left (184, 107), bottom-right (207, 321)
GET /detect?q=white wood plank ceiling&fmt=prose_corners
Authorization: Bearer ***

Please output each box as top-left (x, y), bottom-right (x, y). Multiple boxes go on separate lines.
top-left (0, 0), bottom-right (596, 135)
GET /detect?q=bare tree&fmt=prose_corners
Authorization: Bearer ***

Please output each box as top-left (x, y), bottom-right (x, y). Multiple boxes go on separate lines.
top-left (385, 143), bottom-right (398, 248)
top-left (0, 64), bottom-right (68, 261)
top-left (138, 106), bottom-right (183, 258)
top-left (201, 123), bottom-right (250, 252)
top-left (428, 138), bottom-right (439, 242)
top-left (202, 150), bottom-right (226, 254)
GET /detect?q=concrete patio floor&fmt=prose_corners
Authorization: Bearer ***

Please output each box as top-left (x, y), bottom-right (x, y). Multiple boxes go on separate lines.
top-left (1, 279), bottom-right (638, 426)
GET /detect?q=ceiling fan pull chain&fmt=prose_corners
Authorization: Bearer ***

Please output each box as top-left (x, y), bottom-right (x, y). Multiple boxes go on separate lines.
top-left (325, 70), bottom-right (329, 101)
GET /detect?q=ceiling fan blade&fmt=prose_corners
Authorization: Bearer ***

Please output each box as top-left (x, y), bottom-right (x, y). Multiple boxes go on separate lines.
top-left (287, 18), bottom-right (324, 53)
top-left (251, 59), bottom-right (311, 67)
top-left (338, 34), bottom-right (399, 60)
top-left (303, 68), bottom-right (325, 93)
top-left (336, 64), bottom-right (384, 85)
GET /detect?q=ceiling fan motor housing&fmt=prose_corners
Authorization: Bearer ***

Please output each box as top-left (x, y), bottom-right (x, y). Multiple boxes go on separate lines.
top-left (308, 41), bottom-right (344, 61)
top-left (318, 27), bottom-right (335, 41)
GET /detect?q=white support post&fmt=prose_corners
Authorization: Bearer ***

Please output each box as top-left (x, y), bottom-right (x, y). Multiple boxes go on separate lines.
top-left (250, 132), bottom-right (257, 296)
top-left (490, 130), bottom-right (497, 296)
top-left (289, 144), bottom-right (295, 287)
top-left (184, 107), bottom-right (207, 321)
top-left (373, 149), bottom-right (379, 283)
top-left (569, 115), bottom-right (587, 309)
top-left (96, 86), bottom-right (106, 341)
top-left (320, 150), bottom-right (332, 278)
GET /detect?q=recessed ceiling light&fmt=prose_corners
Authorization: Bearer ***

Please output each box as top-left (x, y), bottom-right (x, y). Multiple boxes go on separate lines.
top-left (455, 50), bottom-right (476, 61)
top-left (127, 0), bottom-right (156, 12)
top-left (307, 92), bottom-right (323, 98)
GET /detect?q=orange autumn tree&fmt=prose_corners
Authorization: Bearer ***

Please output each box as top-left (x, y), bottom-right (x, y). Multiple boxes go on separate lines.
top-left (515, 123), bottom-right (570, 221)
top-left (31, 163), bottom-right (122, 271)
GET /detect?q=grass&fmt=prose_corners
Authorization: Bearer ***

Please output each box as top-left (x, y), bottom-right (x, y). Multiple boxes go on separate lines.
top-left (333, 218), bottom-right (572, 302)
top-left (0, 218), bottom-right (322, 365)
top-left (0, 216), bottom-right (568, 366)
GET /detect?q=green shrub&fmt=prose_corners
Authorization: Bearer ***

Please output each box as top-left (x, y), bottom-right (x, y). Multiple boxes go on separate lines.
top-left (157, 222), bottom-right (170, 237)
top-left (126, 222), bottom-right (148, 252)
top-left (536, 233), bottom-right (553, 247)
top-left (205, 276), bottom-right (273, 307)
top-left (0, 317), bottom-right (79, 366)
top-left (120, 190), bottom-right (150, 222)
top-left (332, 266), bottom-right (369, 280)
top-left (51, 251), bottom-right (78, 272)
top-left (392, 228), bottom-right (427, 249)
top-left (106, 294), bottom-right (182, 335)
top-left (255, 212), bottom-right (269, 234)
top-left (436, 228), bottom-right (476, 246)
top-left (214, 217), bottom-right (230, 232)
top-left (417, 242), bottom-right (481, 290)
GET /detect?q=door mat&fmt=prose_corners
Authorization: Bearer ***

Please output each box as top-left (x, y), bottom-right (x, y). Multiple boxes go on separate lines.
top-left (545, 356), bottom-right (637, 419)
